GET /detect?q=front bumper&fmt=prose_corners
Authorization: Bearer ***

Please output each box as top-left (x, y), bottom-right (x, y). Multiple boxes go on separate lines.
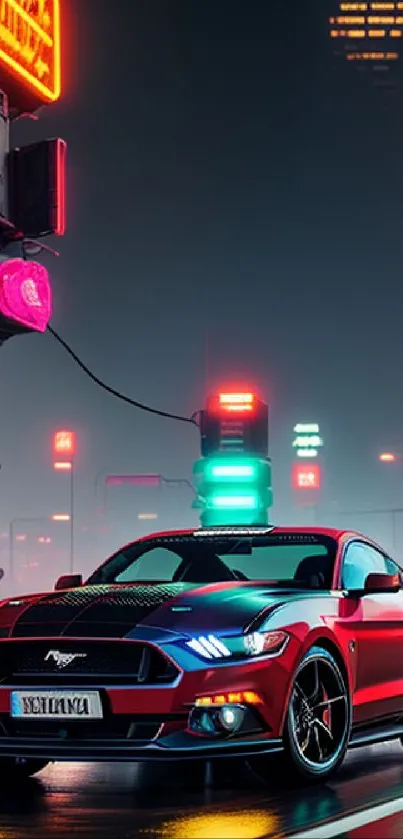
top-left (0, 652), bottom-right (290, 762)
top-left (0, 729), bottom-right (284, 762)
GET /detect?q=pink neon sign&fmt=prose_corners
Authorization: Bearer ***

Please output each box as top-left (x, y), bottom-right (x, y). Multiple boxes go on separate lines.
top-left (0, 258), bottom-right (52, 332)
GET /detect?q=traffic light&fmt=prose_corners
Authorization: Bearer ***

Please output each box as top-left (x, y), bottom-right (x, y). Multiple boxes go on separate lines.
top-left (193, 455), bottom-right (272, 527)
top-left (200, 391), bottom-right (268, 456)
top-left (194, 390), bottom-right (271, 527)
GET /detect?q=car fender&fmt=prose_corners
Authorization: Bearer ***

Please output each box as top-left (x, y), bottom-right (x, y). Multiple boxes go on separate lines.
top-left (278, 627), bottom-right (352, 735)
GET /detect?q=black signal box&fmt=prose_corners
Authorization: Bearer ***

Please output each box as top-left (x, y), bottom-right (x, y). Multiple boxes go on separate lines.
top-left (7, 138), bottom-right (66, 238)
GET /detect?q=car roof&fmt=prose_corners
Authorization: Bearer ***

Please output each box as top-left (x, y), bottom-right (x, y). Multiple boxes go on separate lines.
top-left (126, 525), bottom-right (362, 546)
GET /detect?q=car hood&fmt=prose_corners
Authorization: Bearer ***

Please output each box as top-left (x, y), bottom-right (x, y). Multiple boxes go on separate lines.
top-left (0, 581), bottom-right (324, 639)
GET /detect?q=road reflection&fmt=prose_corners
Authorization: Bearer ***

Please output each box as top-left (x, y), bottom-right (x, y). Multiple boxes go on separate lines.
top-left (0, 744), bottom-right (402, 838)
top-left (152, 810), bottom-right (278, 838)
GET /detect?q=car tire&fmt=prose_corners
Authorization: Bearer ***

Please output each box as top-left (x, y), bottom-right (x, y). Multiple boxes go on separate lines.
top-left (0, 758), bottom-right (49, 778)
top-left (248, 645), bottom-right (351, 785)
top-left (283, 645), bottom-right (351, 782)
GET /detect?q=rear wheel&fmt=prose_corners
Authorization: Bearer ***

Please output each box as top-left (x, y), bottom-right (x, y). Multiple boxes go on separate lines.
top-left (0, 757), bottom-right (49, 778)
top-left (248, 646), bottom-right (351, 784)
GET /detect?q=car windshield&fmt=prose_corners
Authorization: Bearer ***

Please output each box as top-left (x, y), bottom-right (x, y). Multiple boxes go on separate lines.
top-left (87, 533), bottom-right (337, 590)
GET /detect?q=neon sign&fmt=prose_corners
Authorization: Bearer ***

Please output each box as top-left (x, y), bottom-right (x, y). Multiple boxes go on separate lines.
top-left (292, 463), bottom-right (321, 490)
top-left (292, 423), bottom-right (323, 458)
top-left (0, 258), bottom-right (52, 331)
top-left (0, 0), bottom-right (61, 104)
top-left (53, 430), bottom-right (75, 456)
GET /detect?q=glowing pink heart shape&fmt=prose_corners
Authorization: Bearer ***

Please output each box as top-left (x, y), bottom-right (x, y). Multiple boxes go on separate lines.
top-left (0, 258), bottom-right (52, 333)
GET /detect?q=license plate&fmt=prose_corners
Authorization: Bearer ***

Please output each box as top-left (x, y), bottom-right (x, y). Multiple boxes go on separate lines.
top-left (10, 690), bottom-right (103, 720)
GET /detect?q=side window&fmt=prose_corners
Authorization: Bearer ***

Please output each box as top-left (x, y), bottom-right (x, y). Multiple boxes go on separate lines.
top-left (342, 542), bottom-right (400, 591)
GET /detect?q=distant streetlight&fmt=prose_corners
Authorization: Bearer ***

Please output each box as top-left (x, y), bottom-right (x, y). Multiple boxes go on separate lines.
top-left (52, 430), bottom-right (76, 572)
top-left (9, 516), bottom-right (49, 582)
top-left (51, 513), bottom-right (71, 522)
top-left (379, 452), bottom-right (399, 463)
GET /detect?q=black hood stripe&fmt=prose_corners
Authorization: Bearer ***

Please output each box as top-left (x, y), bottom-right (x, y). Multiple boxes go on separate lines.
top-left (10, 584), bottom-right (194, 638)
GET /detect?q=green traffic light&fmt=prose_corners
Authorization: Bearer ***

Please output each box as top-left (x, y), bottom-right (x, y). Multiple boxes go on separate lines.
top-left (210, 492), bottom-right (259, 510)
top-left (211, 464), bottom-right (255, 478)
top-left (194, 456), bottom-right (270, 486)
top-left (192, 454), bottom-right (273, 527)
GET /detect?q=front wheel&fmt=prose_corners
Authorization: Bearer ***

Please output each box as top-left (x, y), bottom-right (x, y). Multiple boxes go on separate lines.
top-left (0, 757), bottom-right (49, 778)
top-left (283, 646), bottom-right (351, 781)
top-left (248, 646), bottom-right (351, 784)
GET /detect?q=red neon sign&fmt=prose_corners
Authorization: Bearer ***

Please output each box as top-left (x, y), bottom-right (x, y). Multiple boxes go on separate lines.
top-left (53, 430), bottom-right (75, 456)
top-left (53, 461), bottom-right (72, 471)
top-left (54, 138), bottom-right (66, 236)
top-left (106, 474), bottom-right (161, 487)
top-left (0, 0), bottom-right (61, 105)
top-left (0, 258), bottom-right (51, 332)
top-left (292, 463), bottom-right (321, 490)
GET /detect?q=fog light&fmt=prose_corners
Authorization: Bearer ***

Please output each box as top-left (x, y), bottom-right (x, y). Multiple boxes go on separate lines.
top-left (189, 707), bottom-right (220, 736)
top-left (188, 703), bottom-right (246, 737)
top-left (216, 704), bottom-right (245, 732)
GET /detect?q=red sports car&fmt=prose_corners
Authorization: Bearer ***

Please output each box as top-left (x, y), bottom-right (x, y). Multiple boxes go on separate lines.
top-left (0, 524), bottom-right (401, 783)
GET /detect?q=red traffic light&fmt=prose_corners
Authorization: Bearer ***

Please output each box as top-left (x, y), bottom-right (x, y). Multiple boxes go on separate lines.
top-left (218, 392), bottom-right (255, 412)
top-left (292, 463), bottom-right (321, 490)
top-left (201, 389), bottom-right (268, 457)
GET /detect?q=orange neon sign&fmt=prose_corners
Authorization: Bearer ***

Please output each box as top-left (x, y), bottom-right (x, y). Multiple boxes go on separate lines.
top-left (0, 0), bottom-right (61, 104)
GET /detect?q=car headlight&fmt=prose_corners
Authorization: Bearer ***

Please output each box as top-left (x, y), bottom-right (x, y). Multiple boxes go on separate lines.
top-left (185, 630), bottom-right (289, 661)
top-left (243, 630), bottom-right (288, 656)
top-left (186, 635), bottom-right (232, 659)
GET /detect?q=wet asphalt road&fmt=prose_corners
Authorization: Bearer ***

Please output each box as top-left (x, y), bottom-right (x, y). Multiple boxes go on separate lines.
top-left (2, 743), bottom-right (403, 838)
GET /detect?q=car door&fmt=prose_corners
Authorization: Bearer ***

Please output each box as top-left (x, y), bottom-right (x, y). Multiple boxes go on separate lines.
top-left (340, 540), bottom-right (403, 723)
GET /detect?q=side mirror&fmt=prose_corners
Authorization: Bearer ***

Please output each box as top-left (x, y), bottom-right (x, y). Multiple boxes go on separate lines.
top-left (55, 573), bottom-right (83, 591)
top-left (364, 572), bottom-right (400, 594)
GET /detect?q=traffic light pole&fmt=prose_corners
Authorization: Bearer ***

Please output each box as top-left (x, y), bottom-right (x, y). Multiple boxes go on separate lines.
top-left (70, 457), bottom-right (75, 573)
top-left (0, 89), bottom-right (23, 315)
top-left (0, 91), bottom-right (9, 229)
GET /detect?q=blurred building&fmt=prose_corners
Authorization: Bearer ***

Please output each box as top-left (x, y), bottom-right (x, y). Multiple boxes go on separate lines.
top-left (328, 1), bottom-right (403, 96)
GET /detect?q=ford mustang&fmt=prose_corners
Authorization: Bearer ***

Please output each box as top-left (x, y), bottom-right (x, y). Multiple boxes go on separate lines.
top-left (0, 524), bottom-right (402, 783)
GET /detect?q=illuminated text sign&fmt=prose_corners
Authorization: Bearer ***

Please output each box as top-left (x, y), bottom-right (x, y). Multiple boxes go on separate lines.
top-left (0, 0), bottom-right (61, 104)
top-left (53, 430), bottom-right (75, 456)
top-left (291, 464), bottom-right (321, 491)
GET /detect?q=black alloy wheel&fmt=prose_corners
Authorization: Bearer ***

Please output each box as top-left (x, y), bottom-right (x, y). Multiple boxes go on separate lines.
top-left (247, 645), bottom-right (351, 784)
top-left (284, 646), bottom-right (351, 780)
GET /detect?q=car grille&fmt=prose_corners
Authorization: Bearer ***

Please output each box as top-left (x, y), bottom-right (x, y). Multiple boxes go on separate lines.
top-left (0, 640), bottom-right (179, 686)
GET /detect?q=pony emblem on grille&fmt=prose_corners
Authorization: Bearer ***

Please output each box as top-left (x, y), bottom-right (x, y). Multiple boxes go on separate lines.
top-left (44, 650), bottom-right (87, 669)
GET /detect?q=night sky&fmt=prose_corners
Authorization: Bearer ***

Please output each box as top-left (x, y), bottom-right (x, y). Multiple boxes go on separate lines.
top-left (2, 1), bottom-right (403, 562)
